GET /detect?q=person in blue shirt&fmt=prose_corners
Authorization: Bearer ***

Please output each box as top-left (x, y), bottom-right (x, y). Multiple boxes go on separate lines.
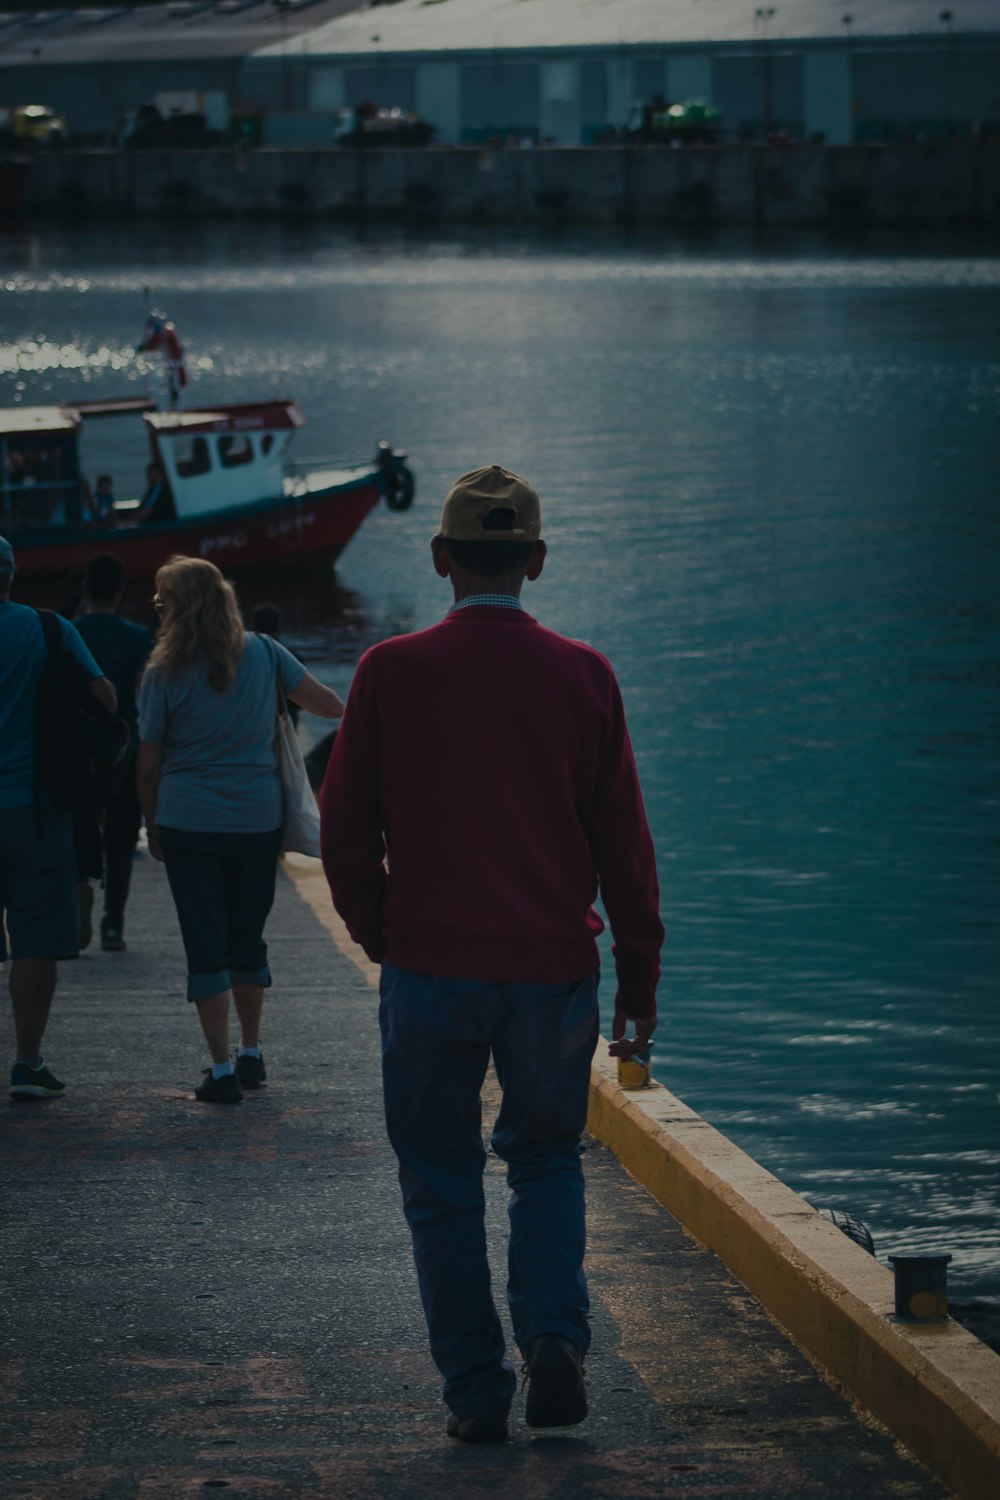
top-left (137, 555), bottom-right (342, 1104)
top-left (74, 553), bottom-right (154, 953)
top-left (0, 535), bottom-right (117, 1099)
top-left (85, 473), bottom-right (118, 529)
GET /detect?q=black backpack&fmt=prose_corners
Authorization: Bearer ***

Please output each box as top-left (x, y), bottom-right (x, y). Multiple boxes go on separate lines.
top-left (34, 609), bottom-right (132, 813)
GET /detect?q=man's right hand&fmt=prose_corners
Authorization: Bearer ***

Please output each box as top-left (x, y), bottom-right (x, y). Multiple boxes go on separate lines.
top-left (608, 1006), bottom-right (657, 1058)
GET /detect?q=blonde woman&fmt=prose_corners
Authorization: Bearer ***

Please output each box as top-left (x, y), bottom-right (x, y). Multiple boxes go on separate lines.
top-left (137, 556), bottom-right (343, 1103)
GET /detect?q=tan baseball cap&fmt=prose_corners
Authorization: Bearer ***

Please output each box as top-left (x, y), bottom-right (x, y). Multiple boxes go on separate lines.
top-left (439, 465), bottom-right (542, 542)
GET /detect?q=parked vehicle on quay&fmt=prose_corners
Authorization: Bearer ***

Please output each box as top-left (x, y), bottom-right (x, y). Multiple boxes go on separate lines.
top-left (333, 102), bottom-right (436, 147)
top-left (626, 97), bottom-right (724, 145)
top-left (0, 314), bottom-right (415, 581)
top-left (122, 92), bottom-right (229, 149)
top-left (0, 104), bottom-right (66, 147)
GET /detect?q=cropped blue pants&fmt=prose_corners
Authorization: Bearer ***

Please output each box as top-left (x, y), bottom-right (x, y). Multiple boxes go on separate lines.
top-left (379, 962), bottom-right (600, 1420)
top-left (159, 826), bottom-right (282, 1003)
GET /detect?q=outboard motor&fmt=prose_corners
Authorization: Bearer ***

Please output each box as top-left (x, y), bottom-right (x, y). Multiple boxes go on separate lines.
top-left (375, 440), bottom-right (415, 512)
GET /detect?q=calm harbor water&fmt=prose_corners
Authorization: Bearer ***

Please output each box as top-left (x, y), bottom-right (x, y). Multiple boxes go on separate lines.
top-left (2, 224), bottom-right (998, 1298)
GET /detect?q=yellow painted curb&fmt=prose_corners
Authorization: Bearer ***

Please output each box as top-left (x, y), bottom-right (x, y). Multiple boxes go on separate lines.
top-left (588, 1055), bottom-right (1000, 1500)
top-left (282, 853), bottom-right (381, 989)
top-left (281, 857), bottom-right (999, 1499)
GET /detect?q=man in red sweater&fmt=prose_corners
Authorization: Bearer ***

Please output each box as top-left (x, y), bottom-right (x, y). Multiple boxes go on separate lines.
top-left (321, 465), bottom-right (662, 1444)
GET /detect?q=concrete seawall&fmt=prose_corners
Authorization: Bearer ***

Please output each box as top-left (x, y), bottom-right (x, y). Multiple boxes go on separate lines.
top-left (587, 1055), bottom-right (1000, 1500)
top-left (15, 142), bottom-right (1000, 228)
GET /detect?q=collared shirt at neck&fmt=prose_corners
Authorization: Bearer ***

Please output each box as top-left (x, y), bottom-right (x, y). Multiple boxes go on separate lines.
top-left (449, 593), bottom-right (523, 614)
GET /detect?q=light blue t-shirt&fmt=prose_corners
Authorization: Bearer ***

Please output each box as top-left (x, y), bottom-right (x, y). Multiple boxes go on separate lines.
top-left (0, 601), bottom-right (103, 809)
top-left (139, 633), bottom-right (305, 833)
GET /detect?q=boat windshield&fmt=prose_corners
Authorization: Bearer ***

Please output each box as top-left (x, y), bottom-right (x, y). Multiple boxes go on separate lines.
top-left (1, 432), bottom-right (81, 537)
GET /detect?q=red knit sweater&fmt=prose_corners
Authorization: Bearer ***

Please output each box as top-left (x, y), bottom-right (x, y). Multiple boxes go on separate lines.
top-left (320, 606), bottom-right (663, 1018)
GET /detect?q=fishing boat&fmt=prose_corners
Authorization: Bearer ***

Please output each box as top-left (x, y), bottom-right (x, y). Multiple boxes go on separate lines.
top-left (0, 313), bottom-right (415, 581)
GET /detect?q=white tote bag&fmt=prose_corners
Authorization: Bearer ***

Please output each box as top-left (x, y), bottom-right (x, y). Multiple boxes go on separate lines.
top-left (263, 636), bottom-right (322, 858)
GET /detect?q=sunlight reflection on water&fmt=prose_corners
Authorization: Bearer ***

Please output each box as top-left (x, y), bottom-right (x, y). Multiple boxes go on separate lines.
top-left (2, 226), bottom-right (998, 1295)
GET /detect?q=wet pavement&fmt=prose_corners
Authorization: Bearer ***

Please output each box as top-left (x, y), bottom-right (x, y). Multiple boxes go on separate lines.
top-left (1, 853), bottom-right (950, 1499)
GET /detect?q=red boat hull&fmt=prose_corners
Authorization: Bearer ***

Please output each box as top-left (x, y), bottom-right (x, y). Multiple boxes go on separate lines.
top-left (14, 478), bottom-right (382, 581)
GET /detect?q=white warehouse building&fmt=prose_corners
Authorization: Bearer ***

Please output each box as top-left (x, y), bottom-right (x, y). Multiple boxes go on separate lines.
top-left (1, 0), bottom-right (998, 147)
top-left (244, 0), bottom-right (1000, 146)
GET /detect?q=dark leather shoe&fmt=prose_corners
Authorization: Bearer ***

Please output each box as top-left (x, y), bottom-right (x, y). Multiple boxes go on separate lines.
top-left (194, 1070), bottom-right (243, 1104)
top-left (235, 1051), bottom-right (267, 1089)
top-left (446, 1411), bottom-right (509, 1444)
top-left (523, 1334), bottom-right (587, 1428)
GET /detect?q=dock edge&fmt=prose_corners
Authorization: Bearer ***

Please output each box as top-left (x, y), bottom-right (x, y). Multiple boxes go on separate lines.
top-left (587, 1056), bottom-right (1000, 1500)
top-left (281, 856), bottom-right (1000, 1500)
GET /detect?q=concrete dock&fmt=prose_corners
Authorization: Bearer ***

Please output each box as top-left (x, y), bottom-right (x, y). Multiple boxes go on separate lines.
top-left (0, 850), bottom-right (980, 1498)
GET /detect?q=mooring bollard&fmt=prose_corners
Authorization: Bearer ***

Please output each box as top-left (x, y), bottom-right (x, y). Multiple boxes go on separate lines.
top-left (887, 1252), bottom-right (952, 1322)
top-left (617, 1047), bottom-right (653, 1090)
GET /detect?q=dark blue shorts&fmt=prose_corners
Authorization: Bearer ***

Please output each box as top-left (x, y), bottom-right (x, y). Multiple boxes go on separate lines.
top-left (159, 825), bottom-right (283, 1003)
top-left (0, 805), bottom-right (78, 963)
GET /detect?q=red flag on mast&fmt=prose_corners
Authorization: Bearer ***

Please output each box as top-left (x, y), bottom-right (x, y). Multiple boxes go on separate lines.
top-left (138, 311), bottom-right (187, 391)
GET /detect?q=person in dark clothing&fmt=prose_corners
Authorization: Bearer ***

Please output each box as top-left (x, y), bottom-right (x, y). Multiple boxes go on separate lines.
top-left (85, 473), bottom-right (118, 529)
top-left (320, 465), bottom-right (662, 1445)
top-left (251, 602), bottom-right (282, 637)
top-left (74, 554), bottom-right (154, 952)
top-left (135, 462), bottom-right (175, 525)
top-left (2, 535), bottom-right (116, 1099)
top-left (251, 602), bottom-right (300, 728)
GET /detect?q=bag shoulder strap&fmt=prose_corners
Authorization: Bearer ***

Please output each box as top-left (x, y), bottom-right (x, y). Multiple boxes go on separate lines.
top-left (32, 610), bottom-right (73, 823)
top-left (256, 631), bottom-right (289, 717)
top-left (36, 607), bottom-right (63, 663)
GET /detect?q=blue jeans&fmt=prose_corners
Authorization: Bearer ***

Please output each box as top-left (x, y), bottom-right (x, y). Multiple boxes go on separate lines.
top-left (379, 962), bottom-right (600, 1419)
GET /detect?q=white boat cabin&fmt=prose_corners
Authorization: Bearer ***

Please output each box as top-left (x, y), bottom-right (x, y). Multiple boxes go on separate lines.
top-left (1, 398), bottom-right (306, 538)
top-left (146, 401), bottom-right (306, 520)
top-left (0, 405), bottom-right (83, 536)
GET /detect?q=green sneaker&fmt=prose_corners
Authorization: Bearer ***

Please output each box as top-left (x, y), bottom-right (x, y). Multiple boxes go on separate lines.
top-left (10, 1061), bottom-right (66, 1099)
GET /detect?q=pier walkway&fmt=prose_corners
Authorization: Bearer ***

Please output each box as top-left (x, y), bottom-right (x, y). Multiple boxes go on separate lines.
top-left (2, 852), bottom-right (949, 1499)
